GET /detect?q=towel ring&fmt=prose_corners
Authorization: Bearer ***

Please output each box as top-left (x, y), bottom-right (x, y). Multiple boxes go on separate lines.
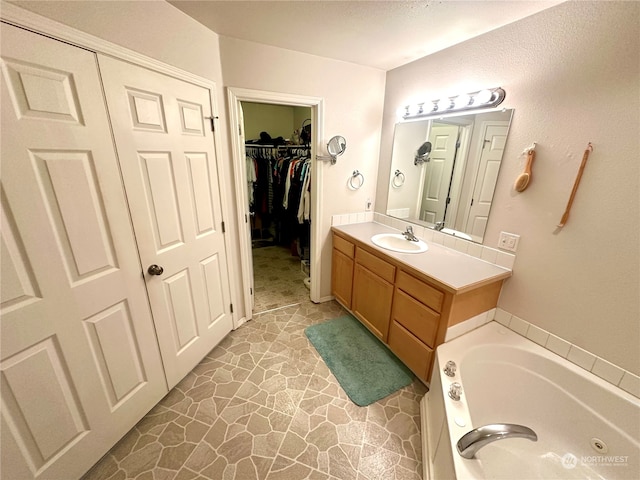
top-left (349, 170), bottom-right (364, 190)
top-left (392, 169), bottom-right (405, 188)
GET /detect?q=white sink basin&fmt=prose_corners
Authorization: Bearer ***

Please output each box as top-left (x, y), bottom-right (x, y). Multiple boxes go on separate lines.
top-left (371, 233), bottom-right (428, 254)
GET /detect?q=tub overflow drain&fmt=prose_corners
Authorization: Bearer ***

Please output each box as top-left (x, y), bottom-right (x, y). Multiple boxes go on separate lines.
top-left (590, 438), bottom-right (608, 454)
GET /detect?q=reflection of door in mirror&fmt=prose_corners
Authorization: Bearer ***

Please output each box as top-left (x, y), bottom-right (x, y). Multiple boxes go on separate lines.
top-left (385, 109), bottom-right (513, 244)
top-left (461, 122), bottom-right (509, 241)
top-left (419, 123), bottom-right (460, 224)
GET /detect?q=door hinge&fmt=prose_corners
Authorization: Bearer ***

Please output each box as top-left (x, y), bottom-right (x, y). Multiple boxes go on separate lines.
top-left (250, 287), bottom-right (253, 295)
top-left (245, 214), bottom-right (248, 223)
top-left (221, 221), bottom-right (226, 233)
top-left (206, 116), bottom-right (217, 132)
top-left (446, 197), bottom-right (451, 205)
top-left (238, 124), bottom-right (242, 136)
top-left (471, 198), bottom-right (474, 206)
top-left (230, 303), bottom-right (234, 313)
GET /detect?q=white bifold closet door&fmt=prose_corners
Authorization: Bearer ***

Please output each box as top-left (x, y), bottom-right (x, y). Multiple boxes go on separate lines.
top-left (0, 24), bottom-right (168, 480)
top-left (98, 55), bottom-right (233, 389)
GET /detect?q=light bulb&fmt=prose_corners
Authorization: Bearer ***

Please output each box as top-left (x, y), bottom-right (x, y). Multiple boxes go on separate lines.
top-left (454, 94), bottom-right (471, 109)
top-left (475, 89), bottom-right (492, 104)
top-left (409, 103), bottom-right (421, 116)
top-left (436, 99), bottom-right (452, 111)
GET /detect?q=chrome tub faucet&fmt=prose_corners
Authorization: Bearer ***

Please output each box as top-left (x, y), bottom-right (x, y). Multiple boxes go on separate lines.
top-left (457, 424), bottom-right (538, 459)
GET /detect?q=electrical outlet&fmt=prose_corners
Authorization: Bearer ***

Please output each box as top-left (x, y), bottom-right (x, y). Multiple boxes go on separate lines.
top-left (498, 231), bottom-right (520, 252)
top-left (365, 198), bottom-right (372, 211)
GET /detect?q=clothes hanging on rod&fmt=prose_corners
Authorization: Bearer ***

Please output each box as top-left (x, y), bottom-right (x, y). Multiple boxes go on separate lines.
top-left (245, 145), bottom-right (311, 250)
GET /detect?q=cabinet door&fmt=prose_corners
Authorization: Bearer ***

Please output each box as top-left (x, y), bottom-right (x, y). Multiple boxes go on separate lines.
top-left (352, 264), bottom-right (394, 341)
top-left (0, 24), bottom-right (167, 480)
top-left (332, 248), bottom-right (354, 309)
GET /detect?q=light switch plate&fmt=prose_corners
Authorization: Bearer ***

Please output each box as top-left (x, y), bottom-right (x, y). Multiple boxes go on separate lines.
top-left (498, 231), bottom-right (520, 252)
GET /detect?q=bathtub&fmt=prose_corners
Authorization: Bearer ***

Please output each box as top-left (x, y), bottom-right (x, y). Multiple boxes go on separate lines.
top-left (420, 322), bottom-right (640, 479)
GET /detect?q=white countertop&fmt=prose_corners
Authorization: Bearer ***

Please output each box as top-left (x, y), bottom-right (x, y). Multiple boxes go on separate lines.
top-left (332, 222), bottom-right (511, 293)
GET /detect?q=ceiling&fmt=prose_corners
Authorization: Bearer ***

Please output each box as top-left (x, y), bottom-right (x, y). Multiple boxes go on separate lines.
top-left (168, 0), bottom-right (564, 71)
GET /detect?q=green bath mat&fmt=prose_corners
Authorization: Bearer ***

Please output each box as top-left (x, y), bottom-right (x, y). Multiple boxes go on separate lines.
top-left (305, 315), bottom-right (413, 406)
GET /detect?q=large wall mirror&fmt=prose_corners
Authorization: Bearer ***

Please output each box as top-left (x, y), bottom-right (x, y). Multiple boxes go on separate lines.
top-left (387, 109), bottom-right (514, 243)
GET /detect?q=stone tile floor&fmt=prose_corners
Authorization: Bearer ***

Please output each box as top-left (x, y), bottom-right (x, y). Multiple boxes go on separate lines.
top-left (252, 246), bottom-right (310, 314)
top-left (84, 257), bottom-right (427, 480)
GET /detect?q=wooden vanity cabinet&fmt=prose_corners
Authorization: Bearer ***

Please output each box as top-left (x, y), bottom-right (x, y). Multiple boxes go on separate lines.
top-left (331, 231), bottom-right (505, 383)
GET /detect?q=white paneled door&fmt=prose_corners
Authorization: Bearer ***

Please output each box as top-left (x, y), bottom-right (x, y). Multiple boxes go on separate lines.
top-left (420, 124), bottom-right (460, 224)
top-left (98, 55), bottom-right (233, 389)
top-left (0, 24), bottom-right (168, 479)
top-left (464, 123), bottom-right (509, 240)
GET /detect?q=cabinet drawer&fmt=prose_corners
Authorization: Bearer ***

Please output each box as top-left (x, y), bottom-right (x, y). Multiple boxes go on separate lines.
top-left (388, 320), bottom-right (433, 381)
top-left (356, 247), bottom-right (395, 283)
top-left (392, 289), bottom-right (440, 348)
top-left (333, 234), bottom-right (354, 258)
top-left (396, 270), bottom-right (443, 312)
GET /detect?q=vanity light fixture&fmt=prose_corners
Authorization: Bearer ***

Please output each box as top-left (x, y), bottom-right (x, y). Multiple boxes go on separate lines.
top-left (402, 87), bottom-right (506, 120)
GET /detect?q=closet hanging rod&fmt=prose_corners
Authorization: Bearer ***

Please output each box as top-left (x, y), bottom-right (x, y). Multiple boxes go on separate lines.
top-left (245, 144), bottom-right (309, 148)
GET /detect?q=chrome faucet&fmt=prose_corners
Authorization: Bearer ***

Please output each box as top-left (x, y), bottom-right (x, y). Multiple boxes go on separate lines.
top-left (434, 221), bottom-right (445, 231)
top-left (402, 225), bottom-right (419, 242)
top-left (457, 424), bottom-right (537, 459)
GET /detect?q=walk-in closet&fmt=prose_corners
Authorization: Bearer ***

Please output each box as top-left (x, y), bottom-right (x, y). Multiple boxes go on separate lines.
top-left (242, 102), bottom-right (312, 313)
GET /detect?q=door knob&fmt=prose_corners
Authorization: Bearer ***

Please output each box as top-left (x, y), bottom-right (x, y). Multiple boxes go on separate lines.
top-left (147, 264), bottom-right (164, 276)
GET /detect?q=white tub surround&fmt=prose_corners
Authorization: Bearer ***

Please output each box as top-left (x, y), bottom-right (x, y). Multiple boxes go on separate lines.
top-left (422, 322), bottom-right (640, 480)
top-left (330, 222), bottom-right (511, 383)
top-left (494, 308), bottom-right (640, 399)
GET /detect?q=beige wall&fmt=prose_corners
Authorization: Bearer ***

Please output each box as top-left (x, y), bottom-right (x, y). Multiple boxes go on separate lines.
top-left (242, 102), bottom-right (296, 141)
top-left (220, 36), bottom-right (386, 300)
top-left (377, 1), bottom-right (640, 374)
top-left (241, 103), bottom-right (311, 143)
top-left (293, 107), bottom-right (311, 137)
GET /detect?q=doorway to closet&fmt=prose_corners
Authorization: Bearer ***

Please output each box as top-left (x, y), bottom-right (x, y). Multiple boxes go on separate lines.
top-left (242, 101), bottom-right (312, 314)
